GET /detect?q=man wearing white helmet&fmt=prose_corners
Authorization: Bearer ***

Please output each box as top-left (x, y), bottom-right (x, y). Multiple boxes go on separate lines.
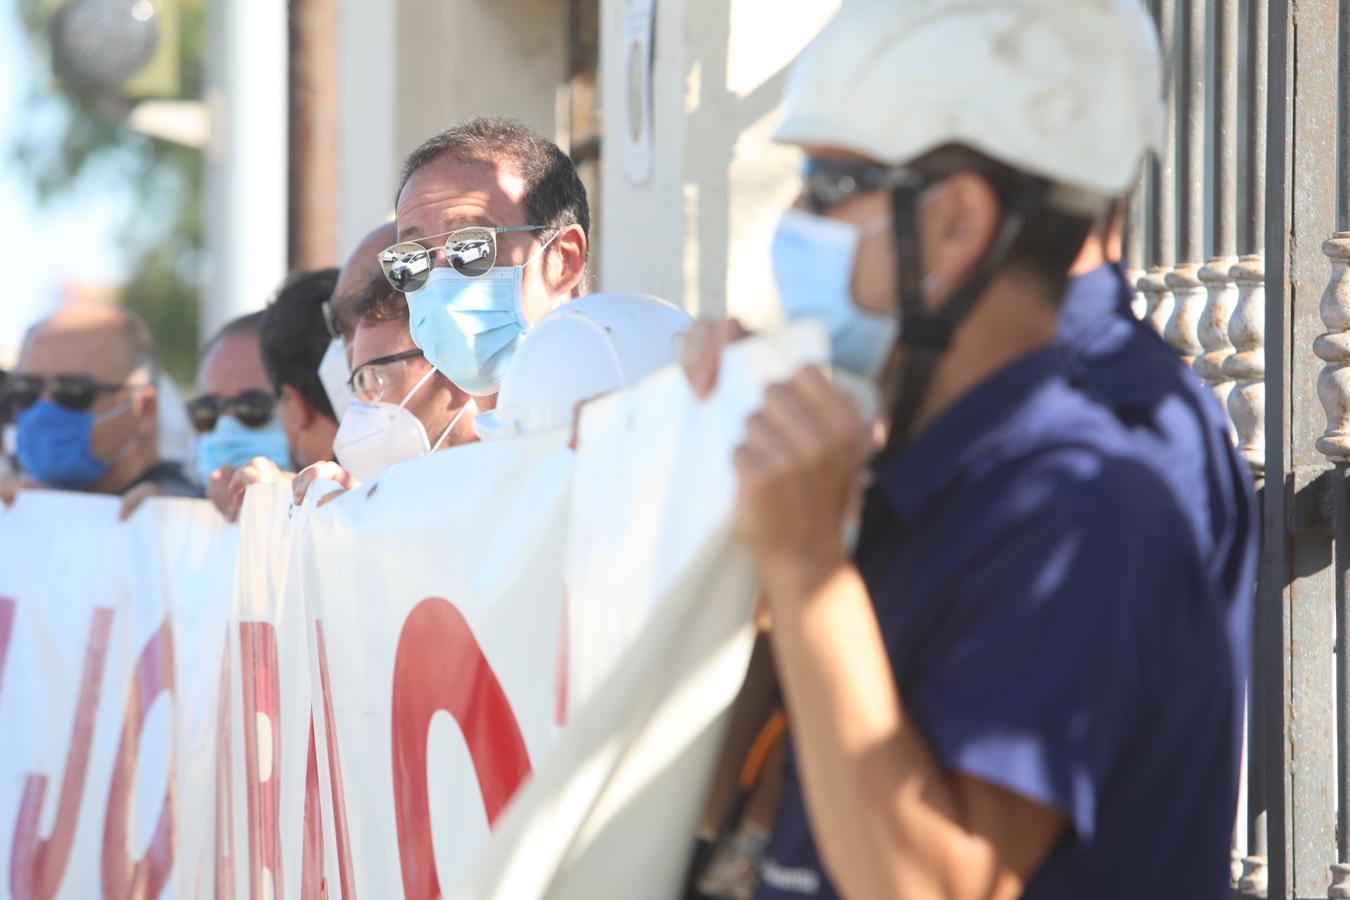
top-left (684, 2), bottom-right (1242, 897)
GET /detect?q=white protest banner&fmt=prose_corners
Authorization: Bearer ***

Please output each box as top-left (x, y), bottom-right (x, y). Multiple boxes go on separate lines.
top-left (449, 322), bottom-right (827, 899)
top-left (0, 321), bottom-right (825, 899)
top-left (0, 493), bottom-right (236, 899)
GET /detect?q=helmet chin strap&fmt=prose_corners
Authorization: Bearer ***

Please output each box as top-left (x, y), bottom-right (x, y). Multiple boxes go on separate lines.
top-left (878, 177), bottom-right (1048, 460)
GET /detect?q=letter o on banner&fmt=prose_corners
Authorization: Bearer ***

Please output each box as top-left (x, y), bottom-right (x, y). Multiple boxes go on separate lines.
top-left (102, 619), bottom-right (175, 900)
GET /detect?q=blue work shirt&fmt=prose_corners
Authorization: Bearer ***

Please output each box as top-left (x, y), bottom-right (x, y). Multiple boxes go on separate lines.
top-left (756, 348), bottom-right (1238, 898)
top-left (1058, 261), bottom-right (1256, 699)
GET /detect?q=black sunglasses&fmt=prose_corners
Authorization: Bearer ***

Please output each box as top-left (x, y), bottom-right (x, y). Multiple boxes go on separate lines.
top-left (2, 373), bottom-right (132, 415)
top-left (800, 159), bottom-right (927, 214)
top-left (186, 390), bottom-right (276, 434)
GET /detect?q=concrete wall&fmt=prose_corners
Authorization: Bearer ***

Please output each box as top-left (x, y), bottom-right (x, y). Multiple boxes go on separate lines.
top-left (336, 0), bottom-right (567, 260)
top-left (598, 0), bottom-right (838, 325)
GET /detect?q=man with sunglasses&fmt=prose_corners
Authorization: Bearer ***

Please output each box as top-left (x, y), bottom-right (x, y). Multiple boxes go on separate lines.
top-left (290, 118), bottom-right (591, 502)
top-left (0, 302), bottom-right (197, 513)
top-left (203, 268), bottom-right (345, 523)
top-left (188, 312), bottom-right (294, 517)
top-left (382, 116), bottom-right (589, 400)
top-left (679, 2), bottom-right (1243, 898)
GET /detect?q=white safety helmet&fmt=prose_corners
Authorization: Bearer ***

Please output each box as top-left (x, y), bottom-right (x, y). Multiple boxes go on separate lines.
top-left (473, 293), bottom-right (693, 440)
top-left (775, 0), bottom-right (1165, 208)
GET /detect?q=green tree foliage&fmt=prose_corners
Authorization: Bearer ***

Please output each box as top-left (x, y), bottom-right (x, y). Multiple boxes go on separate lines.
top-left (10, 0), bottom-right (206, 385)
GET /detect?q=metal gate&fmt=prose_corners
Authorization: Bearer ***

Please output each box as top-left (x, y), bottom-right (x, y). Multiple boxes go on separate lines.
top-left (1127, 1), bottom-right (1350, 896)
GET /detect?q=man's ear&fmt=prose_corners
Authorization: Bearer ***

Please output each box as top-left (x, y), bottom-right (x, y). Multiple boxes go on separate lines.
top-left (547, 223), bottom-right (588, 299)
top-left (923, 172), bottom-right (1000, 302)
top-left (280, 383), bottom-right (315, 428)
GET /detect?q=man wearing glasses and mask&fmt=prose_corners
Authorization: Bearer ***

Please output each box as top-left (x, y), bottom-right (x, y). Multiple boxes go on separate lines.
top-left (0, 302), bottom-right (197, 516)
top-left (291, 275), bottom-right (475, 503)
top-left (293, 116), bottom-right (590, 500)
top-left (188, 312), bottom-right (294, 516)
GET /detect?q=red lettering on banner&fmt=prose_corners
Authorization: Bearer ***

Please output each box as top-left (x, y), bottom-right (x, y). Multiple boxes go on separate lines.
top-left (390, 597), bottom-right (532, 899)
top-left (214, 632), bottom-right (236, 900)
top-left (10, 607), bottom-right (114, 900)
top-left (555, 592), bottom-right (569, 726)
top-left (239, 622), bottom-right (283, 900)
top-left (314, 621), bottom-right (357, 900)
top-left (0, 597), bottom-right (14, 702)
top-left (300, 719), bottom-right (324, 899)
top-left (101, 619), bottom-right (175, 899)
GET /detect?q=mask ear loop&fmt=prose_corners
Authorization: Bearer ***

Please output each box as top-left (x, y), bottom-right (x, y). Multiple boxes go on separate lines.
top-left (429, 397), bottom-right (474, 452)
top-left (397, 365), bottom-right (439, 410)
top-left (93, 394), bottom-right (142, 470)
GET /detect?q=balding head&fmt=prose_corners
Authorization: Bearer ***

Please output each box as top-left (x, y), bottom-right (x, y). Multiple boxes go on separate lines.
top-left (331, 221), bottom-right (398, 342)
top-left (14, 302), bottom-right (162, 494)
top-left (20, 302), bottom-right (158, 385)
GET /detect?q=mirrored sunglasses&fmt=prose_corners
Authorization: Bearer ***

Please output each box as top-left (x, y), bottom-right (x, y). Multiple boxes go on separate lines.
top-left (378, 225), bottom-right (546, 293)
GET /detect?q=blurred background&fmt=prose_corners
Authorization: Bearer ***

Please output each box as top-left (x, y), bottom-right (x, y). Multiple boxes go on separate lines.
top-left (0, 0), bottom-right (840, 392)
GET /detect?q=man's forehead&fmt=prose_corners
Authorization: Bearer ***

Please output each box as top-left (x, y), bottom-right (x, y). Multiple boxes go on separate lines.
top-left (19, 321), bottom-right (133, 378)
top-left (395, 156), bottom-right (528, 241)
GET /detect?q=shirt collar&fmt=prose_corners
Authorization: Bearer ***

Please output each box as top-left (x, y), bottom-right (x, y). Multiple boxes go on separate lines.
top-left (1058, 262), bottom-right (1133, 346)
top-left (873, 346), bottom-right (1074, 526)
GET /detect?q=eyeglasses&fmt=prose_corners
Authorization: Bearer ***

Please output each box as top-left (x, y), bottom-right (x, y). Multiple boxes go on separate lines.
top-left (347, 348), bottom-right (424, 405)
top-left (379, 225), bottom-right (547, 293)
top-left (186, 390), bottom-right (276, 434)
top-left (321, 299), bottom-right (342, 340)
top-left (2, 373), bottom-right (135, 415)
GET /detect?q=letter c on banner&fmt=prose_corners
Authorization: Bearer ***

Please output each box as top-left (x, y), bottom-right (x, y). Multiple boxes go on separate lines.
top-left (10, 607), bottom-right (114, 900)
top-left (390, 597), bottom-right (532, 899)
top-left (101, 619), bottom-right (175, 900)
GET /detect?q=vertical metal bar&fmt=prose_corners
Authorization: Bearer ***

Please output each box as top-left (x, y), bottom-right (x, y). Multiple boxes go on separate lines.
top-left (1126, 179), bottom-right (1148, 319)
top-left (1143, 0), bottom-right (1178, 334)
top-left (1180, 0), bottom-right (1206, 264)
top-left (1248, 0), bottom-right (1269, 255)
top-left (1165, 0), bottom-right (1207, 362)
top-left (1154, 0), bottom-right (1177, 270)
top-left (1334, 464), bottom-right (1350, 894)
top-left (1198, 0), bottom-right (1243, 422)
top-left (1216, 0), bottom-right (1239, 258)
top-left (1340, 0), bottom-right (1350, 233)
top-left (1268, 0), bottom-right (1341, 892)
top-left (1323, 8), bottom-right (1350, 894)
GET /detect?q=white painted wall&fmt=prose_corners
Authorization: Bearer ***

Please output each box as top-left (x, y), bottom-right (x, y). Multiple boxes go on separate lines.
top-left (599, 0), bottom-right (839, 325)
top-left (336, 0), bottom-right (398, 258)
top-left (202, 0), bottom-right (289, 337)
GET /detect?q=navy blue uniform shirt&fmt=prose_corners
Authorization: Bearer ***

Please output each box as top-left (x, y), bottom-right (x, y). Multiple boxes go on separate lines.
top-left (1058, 261), bottom-right (1256, 699)
top-left (756, 348), bottom-right (1238, 899)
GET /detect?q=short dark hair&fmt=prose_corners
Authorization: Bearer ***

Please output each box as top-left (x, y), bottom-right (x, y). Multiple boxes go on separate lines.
top-left (398, 116), bottom-right (590, 255)
top-left (348, 273), bottom-right (409, 328)
top-left (259, 268), bottom-right (340, 419)
top-left (910, 145), bottom-right (1095, 304)
top-left (202, 310), bottom-right (266, 357)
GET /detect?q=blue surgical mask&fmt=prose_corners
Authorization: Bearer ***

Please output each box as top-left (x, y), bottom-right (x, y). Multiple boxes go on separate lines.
top-left (406, 234), bottom-right (560, 396)
top-left (16, 398), bottom-right (132, 490)
top-left (194, 415), bottom-right (291, 485)
top-left (772, 208), bottom-right (899, 381)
